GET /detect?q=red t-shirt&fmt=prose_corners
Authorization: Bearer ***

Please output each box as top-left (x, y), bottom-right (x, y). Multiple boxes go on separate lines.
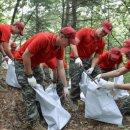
top-left (70, 28), bottom-right (105, 59)
top-left (44, 58), bottom-right (67, 69)
top-left (15, 32), bottom-right (64, 67)
top-left (11, 50), bottom-right (17, 57)
top-left (0, 24), bottom-right (12, 43)
top-left (98, 51), bottom-right (123, 71)
top-left (125, 60), bottom-right (130, 70)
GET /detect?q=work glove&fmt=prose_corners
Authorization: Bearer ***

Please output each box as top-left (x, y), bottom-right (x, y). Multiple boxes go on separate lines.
top-left (64, 87), bottom-right (69, 98)
top-left (94, 74), bottom-right (102, 81)
top-left (75, 57), bottom-right (83, 67)
top-left (86, 67), bottom-right (94, 74)
top-left (3, 55), bottom-right (9, 62)
top-left (27, 76), bottom-right (37, 88)
top-left (52, 83), bottom-right (57, 89)
top-left (99, 81), bottom-right (115, 90)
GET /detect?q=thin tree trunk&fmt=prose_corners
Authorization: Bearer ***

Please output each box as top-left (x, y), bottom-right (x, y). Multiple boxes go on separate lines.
top-left (72, 0), bottom-right (77, 29)
top-left (11, 0), bottom-right (21, 24)
top-left (35, 4), bottom-right (40, 33)
top-left (61, 0), bottom-right (65, 27)
top-left (64, 0), bottom-right (70, 27)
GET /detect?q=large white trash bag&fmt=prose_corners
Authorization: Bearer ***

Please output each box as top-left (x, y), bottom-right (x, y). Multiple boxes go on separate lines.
top-left (79, 72), bottom-right (122, 125)
top-left (113, 75), bottom-right (129, 100)
top-left (6, 62), bottom-right (21, 88)
top-left (6, 62), bottom-right (71, 129)
top-left (1, 56), bottom-right (11, 69)
top-left (1, 60), bottom-right (8, 69)
top-left (35, 84), bottom-right (71, 130)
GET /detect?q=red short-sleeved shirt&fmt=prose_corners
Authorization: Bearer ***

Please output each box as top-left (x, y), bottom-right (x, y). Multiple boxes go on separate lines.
top-left (44, 58), bottom-right (67, 69)
top-left (70, 28), bottom-right (105, 59)
top-left (125, 60), bottom-right (130, 70)
top-left (0, 24), bottom-right (12, 43)
top-left (11, 50), bottom-right (17, 57)
top-left (98, 51), bottom-right (123, 71)
top-left (15, 32), bottom-right (64, 67)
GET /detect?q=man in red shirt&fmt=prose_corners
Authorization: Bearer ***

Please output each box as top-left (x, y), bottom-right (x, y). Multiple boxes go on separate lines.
top-left (10, 42), bottom-right (17, 57)
top-left (95, 39), bottom-right (130, 116)
top-left (14, 26), bottom-right (77, 130)
top-left (98, 47), bottom-right (123, 80)
top-left (69, 21), bottom-right (112, 106)
top-left (0, 21), bottom-right (24, 61)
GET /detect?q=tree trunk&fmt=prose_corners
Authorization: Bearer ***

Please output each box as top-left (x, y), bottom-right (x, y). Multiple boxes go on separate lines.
top-left (35, 4), bottom-right (40, 33)
top-left (63, 0), bottom-right (70, 27)
top-left (11, 0), bottom-right (21, 24)
top-left (61, 0), bottom-right (65, 27)
top-left (72, 0), bottom-right (77, 29)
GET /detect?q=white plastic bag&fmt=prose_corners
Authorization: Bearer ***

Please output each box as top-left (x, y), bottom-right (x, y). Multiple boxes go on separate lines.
top-left (79, 72), bottom-right (123, 125)
top-left (113, 75), bottom-right (129, 100)
top-left (1, 56), bottom-right (11, 69)
top-left (35, 84), bottom-right (71, 130)
top-left (6, 62), bottom-right (21, 88)
top-left (6, 62), bottom-right (71, 129)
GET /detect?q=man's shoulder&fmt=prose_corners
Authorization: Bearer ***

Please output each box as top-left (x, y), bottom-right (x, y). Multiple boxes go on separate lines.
top-left (36, 32), bottom-right (56, 39)
top-left (100, 50), bottom-right (108, 56)
top-left (78, 27), bottom-right (93, 32)
top-left (0, 24), bottom-right (11, 31)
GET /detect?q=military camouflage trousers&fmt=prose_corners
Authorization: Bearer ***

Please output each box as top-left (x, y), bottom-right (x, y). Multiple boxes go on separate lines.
top-left (119, 96), bottom-right (130, 115)
top-left (15, 60), bottom-right (44, 122)
top-left (42, 66), bottom-right (52, 84)
top-left (42, 66), bottom-right (64, 103)
top-left (69, 58), bottom-right (101, 100)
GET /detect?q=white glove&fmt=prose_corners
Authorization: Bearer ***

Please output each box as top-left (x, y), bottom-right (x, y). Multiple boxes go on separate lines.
top-left (95, 74), bottom-right (101, 81)
top-left (27, 76), bottom-right (37, 88)
top-left (75, 57), bottom-right (83, 67)
top-left (86, 67), bottom-right (94, 74)
top-left (64, 87), bottom-right (69, 98)
top-left (53, 83), bottom-right (57, 89)
top-left (100, 81), bottom-right (115, 90)
top-left (3, 55), bottom-right (9, 62)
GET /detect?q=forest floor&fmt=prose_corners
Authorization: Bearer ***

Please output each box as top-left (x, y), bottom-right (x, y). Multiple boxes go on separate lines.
top-left (0, 66), bottom-right (130, 130)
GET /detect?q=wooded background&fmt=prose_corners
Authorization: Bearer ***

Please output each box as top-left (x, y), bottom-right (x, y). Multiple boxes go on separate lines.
top-left (0, 0), bottom-right (129, 47)
top-left (0, 0), bottom-right (130, 80)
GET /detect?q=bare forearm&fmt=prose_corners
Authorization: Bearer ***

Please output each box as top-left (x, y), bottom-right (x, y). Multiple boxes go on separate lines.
top-left (115, 83), bottom-right (130, 90)
top-left (22, 55), bottom-right (33, 75)
top-left (4, 48), bottom-right (13, 60)
top-left (53, 69), bottom-right (58, 82)
top-left (101, 67), bottom-right (127, 79)
top-left (91, 57), bottom-right (98, 68)
top-left (70, 44), bottom-right (79, 57)
top-left (1, 43), bottom-right (13, 59)
top-left (0, 44), bottom-right (6, 56)
top-left (58, 67), bottom-right (67, 87)
top-left (101, 70), bottom-right (119, 78)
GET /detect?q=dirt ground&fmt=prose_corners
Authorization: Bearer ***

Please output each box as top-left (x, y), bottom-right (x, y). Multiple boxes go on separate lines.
top-left (0, 66), bottom-right (130, 130)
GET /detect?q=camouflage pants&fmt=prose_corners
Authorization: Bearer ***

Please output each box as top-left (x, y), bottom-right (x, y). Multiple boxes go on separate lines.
top-left (119, 96), bottom-right (130, 115)
top-left (69, 58), bottom-right (101, 100)
top-left (42, 66), bottom-right (52, 84)
top-left (42, 67), bottom-right (64, 103)
top-left (15, 60), bottom-right (44, 122)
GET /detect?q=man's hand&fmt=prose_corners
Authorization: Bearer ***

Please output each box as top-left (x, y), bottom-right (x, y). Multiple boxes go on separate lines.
top-left (94, 74), bottom-right (102, 81)
top-left (52, 83), bottom-right (57, 89)
top-left (99, 81), bottom-right (115, 90)
top-left (64, 87), bottom-right (69, 98)
top-left (3, 55), bottom-right (9, 62)
top-left (75, 57), bottom-right (83, 67)
top-left (27, 76), bottom-right (37, 88)
top-left (86, 67), bottom-right (94, 74)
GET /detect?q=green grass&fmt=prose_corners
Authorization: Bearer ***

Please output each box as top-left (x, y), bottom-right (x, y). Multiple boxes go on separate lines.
top-left (124, 72), bottom-right (130, 83)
